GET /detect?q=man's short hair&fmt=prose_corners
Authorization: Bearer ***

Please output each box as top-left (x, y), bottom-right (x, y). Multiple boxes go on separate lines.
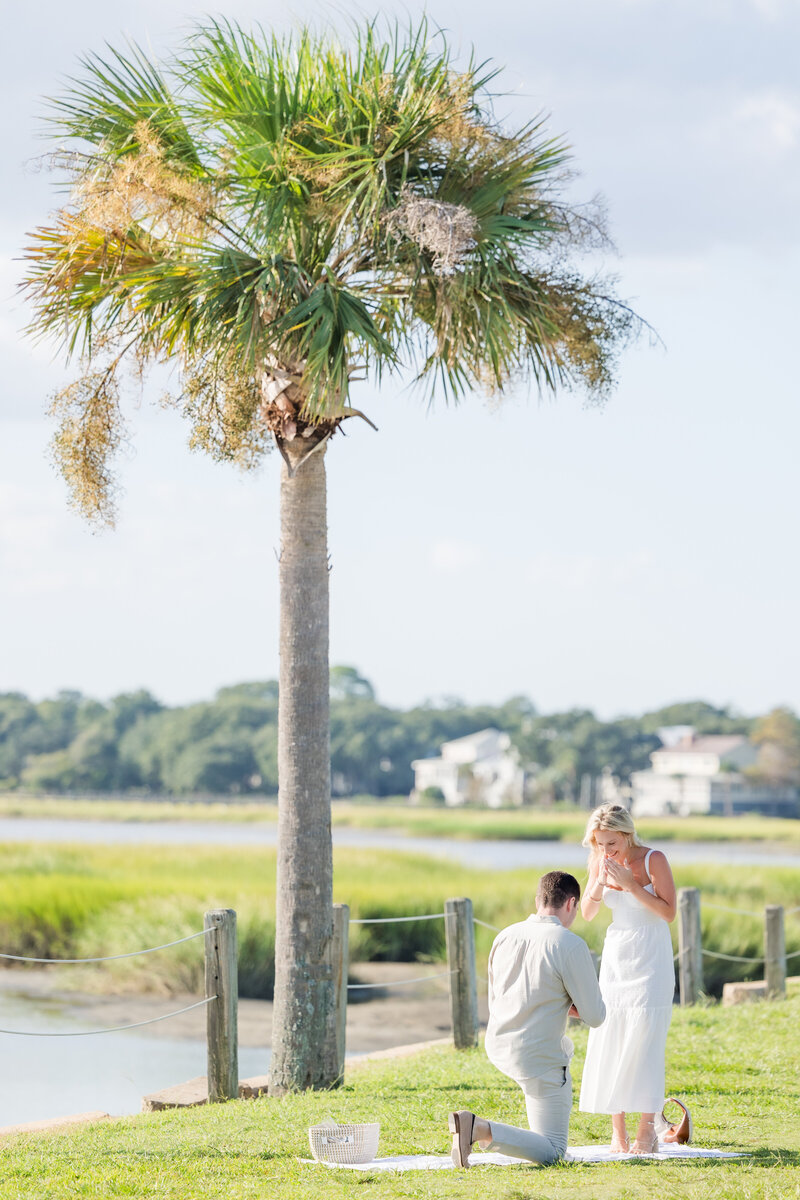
top-left (536, 870), bottom-right (581, 910)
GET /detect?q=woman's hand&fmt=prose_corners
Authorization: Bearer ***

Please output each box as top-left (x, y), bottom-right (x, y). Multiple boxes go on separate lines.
top-left (604, 858), bottom-right (635, 891)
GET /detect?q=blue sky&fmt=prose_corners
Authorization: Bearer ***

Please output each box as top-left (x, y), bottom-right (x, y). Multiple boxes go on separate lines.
top-left (1, 0), bottom-right (799, 717)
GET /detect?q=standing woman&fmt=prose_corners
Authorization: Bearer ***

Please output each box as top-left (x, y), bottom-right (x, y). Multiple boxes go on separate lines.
top-left (578, 804), bottom-right (677, 1154)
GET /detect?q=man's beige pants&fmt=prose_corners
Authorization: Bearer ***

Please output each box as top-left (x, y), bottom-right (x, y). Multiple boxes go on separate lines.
top-left (484, 1065), bottom-right (572, 1164)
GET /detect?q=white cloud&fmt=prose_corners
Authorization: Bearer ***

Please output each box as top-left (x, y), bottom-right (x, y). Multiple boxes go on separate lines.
top-left (747, 0), bottom-right (792, 20)
top-left (735, 90), bottom-right (800, 151)
top-left (697, 88), bottom-right (800, 162)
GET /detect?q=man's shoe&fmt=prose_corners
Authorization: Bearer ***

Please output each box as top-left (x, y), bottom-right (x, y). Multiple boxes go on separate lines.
top-left (448, 1110), bottom-right (476, 1168)
top-left (661, 1098), bottom-right (692, 1145)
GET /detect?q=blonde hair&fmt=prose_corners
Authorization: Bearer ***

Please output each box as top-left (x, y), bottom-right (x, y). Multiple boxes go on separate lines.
top-left (582, 803), bottom-right (643, 857)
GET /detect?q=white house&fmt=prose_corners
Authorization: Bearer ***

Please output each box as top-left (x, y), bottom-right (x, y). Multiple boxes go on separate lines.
top-left (631, 727), bottom-right (799, 817)
top-left (411, 728), bottom-right (526, 808)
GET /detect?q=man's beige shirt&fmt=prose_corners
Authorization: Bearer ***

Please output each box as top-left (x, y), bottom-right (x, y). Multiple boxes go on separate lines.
top-left (484, 913), bottom-right (606, 1081)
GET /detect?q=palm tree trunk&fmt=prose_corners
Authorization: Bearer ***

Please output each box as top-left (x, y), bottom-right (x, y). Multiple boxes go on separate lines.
top-left (269, 440), bottom-right (337, 1094)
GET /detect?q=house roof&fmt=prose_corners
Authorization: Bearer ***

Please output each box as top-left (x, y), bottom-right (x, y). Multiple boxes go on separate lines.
top-left (440, 727), bottom-right (501, 748)
top-left (654, 734), bottom-right (747, 756)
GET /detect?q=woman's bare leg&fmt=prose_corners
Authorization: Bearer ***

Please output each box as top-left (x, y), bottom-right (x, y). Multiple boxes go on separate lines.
top-left (610, 1113), bottom-right (629, 1152)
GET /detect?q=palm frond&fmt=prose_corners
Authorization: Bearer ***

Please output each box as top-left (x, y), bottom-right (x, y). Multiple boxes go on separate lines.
top-left (23, 15), bottom-right (640, 522)
top-left (49, 39), bottom-right (201, 170)
top-left (277, 279), bottom-right (396, 416)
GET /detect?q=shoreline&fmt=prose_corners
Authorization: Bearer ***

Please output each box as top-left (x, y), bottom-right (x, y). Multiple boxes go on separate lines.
top-left (0, 962), bottom-right (486, 1053)
top-left (0, 1034), bottom-right (456, 1139)
top-left (0, 963), bottom-right (480, 1137)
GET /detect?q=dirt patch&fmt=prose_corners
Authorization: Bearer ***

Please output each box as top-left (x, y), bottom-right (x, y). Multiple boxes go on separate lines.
top-left (0, 965), bottom-right (488, 1054)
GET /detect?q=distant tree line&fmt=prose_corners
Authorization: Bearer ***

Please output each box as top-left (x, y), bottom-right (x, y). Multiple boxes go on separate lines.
top-left (1, 666), bottom-right (797, 800)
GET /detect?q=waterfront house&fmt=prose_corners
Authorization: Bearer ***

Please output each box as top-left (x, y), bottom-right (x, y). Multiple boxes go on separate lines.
top-left (411, 727), bottom-right (526, 807)
top-left (631, 727), bottom-right (799, 817)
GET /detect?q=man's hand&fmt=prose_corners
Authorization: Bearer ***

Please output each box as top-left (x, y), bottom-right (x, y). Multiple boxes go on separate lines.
top-left (568, 1004), bottom-right (579, 1018)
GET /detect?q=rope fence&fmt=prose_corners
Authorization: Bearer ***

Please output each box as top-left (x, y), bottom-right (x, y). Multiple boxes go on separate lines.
top-left (703, 902), bottom-right (768, 916)
top-left (0, 927), bottom-right (210, 965)
top-left (701, 947), bottom-right (800, 963)
top-left (0, 995), bottom-right (217, 1037)
top-left (348, 970), bottom-right (454, 990)
top-left (476, 901), bottom-right (799, 974)
top-left (0, 908), bottom-right (239, 1105)
top-left (346, 912), bottom-right (455, 993)
top-left (344, 891), bottom-right (799, 991)
top-left (702, 949), bottom-right (766, 963)
top-left (704, 901), bottom-right (800, 917)
top-left (350, 912), bottom-right (446, 925)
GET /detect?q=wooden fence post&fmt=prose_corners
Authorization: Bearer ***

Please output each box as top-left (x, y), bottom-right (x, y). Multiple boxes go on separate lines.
top-left (764, 905), bottom-right (786, 1000)
top-left (678, 887), bottom-right (703, 1006)
top-left (445, 897), bottom-right (478, 1049)
top-left (332, 903), bottom-right (350, 1084)
top-left (205, 908), bottom-right (238, 1102)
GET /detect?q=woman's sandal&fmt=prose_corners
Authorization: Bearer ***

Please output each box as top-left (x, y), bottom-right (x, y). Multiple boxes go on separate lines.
top-left (631, 1122), bottom-right (659, 1155)
top-left (661, 1097), bottom-right (693, 1145)
top-left (610, 1133), bottom-right (630, 1154)
top-left (448, 1110), bottom-right (476, 1169)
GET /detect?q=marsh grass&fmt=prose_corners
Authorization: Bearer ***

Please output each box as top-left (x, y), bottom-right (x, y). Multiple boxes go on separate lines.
top-left (330, 806), bottom-right (800, 847)
top-left (4, 794), bottom-right (800, 846)
top-left (0, 795), bottom-right (280, 823)
top-left (0, 990), bottom-right (798, 1200)
top-left (0, 844), bottom-right (797, 999)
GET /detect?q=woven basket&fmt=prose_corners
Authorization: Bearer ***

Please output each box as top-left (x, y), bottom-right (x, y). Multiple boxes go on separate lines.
top-left (308, 1122), bottom-right (380, 1164)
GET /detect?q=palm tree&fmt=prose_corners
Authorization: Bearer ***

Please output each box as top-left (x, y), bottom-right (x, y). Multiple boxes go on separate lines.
top-left (22, 18), bottom-right (637, 1092)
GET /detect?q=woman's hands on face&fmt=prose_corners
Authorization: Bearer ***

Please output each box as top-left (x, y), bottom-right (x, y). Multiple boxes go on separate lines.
top-left (604, 858), bottom-right (635, 891)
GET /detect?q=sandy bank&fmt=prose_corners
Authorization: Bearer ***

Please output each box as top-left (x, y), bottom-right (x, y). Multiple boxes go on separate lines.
top-left (0, 964), bottom-right (488, 1054)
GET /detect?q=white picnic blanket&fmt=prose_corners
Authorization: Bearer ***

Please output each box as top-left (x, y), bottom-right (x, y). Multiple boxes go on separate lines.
top-left (306, 1145), bottom-right (743, 1171)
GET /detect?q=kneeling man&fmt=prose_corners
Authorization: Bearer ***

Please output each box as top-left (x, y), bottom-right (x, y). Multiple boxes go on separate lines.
top-left (449, 870), bottom-right (605, 1167)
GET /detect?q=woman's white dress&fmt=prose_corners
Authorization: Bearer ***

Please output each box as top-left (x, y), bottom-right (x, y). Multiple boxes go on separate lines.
top-left (579, 849), bottom-right (674, 1114)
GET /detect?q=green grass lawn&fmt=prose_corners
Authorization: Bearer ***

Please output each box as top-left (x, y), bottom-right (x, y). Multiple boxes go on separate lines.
top-left (3, 793), bottom-right (800, 846)
top-left (0, 990), bottom-right (798, 1199)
